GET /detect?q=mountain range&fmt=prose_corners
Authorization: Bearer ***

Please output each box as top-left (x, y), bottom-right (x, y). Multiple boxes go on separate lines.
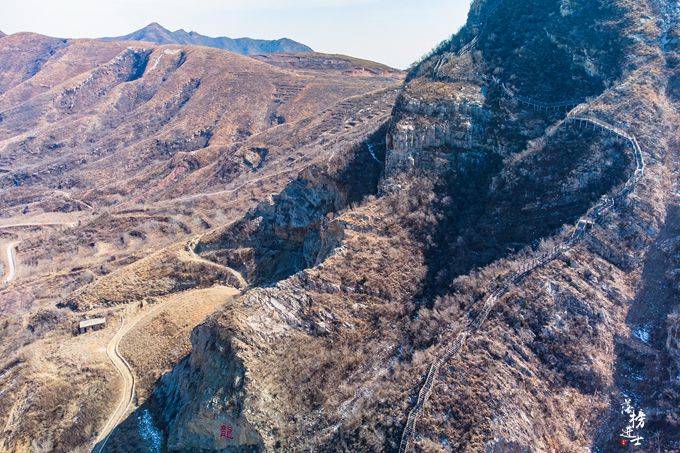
top-left (100, 22), bottom-right (312, 55)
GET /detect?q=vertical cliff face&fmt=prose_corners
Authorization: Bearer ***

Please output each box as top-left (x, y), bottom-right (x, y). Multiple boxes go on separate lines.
top-left (153, 321), bottom-right (264, 451)
top-left (151, 0), bottom-right (679, 451)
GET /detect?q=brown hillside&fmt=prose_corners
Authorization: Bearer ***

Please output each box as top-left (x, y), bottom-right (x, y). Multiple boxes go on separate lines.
top-left (0, 35), bottom-right (402, 452)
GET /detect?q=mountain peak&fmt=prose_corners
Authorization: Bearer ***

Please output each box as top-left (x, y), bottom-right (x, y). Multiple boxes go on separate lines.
top-left (141, 22), bottom-right (172, 33)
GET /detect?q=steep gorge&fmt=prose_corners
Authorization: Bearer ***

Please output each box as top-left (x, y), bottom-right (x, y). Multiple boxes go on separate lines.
top-left (195, 127), bottom-right (388, 286)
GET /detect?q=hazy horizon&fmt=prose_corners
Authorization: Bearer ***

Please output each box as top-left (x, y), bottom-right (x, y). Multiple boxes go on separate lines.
top-left (2, 0), bottom-right (472, 69)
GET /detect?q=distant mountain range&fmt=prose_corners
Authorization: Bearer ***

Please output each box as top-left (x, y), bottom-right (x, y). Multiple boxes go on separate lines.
top-left (0, 31), bottom-right (5, 38)
top-left (100, 22), bottom-right (312, 55)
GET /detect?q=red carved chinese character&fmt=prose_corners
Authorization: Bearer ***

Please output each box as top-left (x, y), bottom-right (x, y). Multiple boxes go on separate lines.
top-left (220, 424), bottom-right (234, 440)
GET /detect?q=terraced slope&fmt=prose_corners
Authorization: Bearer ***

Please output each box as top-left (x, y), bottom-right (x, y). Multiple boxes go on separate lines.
top-left (0, 34), bottom-right (401, 213)
top-left (0, 33), bottom-right (401, 311)
top-left (1, 0), bottom-right (678, 451)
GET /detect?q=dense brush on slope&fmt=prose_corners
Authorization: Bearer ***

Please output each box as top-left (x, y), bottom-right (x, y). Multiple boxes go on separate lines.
top-left (148, 0), bottom-right (679, 451)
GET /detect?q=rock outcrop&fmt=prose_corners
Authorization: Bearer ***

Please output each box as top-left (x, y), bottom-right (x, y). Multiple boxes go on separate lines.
top-left (154, 322), bottom-right (264, 451)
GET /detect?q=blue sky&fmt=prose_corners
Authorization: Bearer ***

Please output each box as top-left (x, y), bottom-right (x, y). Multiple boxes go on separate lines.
top-left (3, 0), bottom-right (472, 69)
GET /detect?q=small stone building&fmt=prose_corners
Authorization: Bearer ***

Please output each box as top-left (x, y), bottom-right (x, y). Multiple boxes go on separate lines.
top-left (78, 317), bottom-right (106, 334)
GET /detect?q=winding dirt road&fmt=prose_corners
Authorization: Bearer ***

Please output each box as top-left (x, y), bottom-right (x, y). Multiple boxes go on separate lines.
top-left (0, 220), bottom-right (77, 287)
top-left (92, 301), bottom-right (173, 453)
top-left (1, 242), bottom-right (17, 286)
top-left (93, 313), bottom-right (136, 453)
top-left (93, 302), bottom-right (170, 452)
top-left (93, 286), bottom-right (241, 452)
top-left (187, 238), bottom-right (248, 288)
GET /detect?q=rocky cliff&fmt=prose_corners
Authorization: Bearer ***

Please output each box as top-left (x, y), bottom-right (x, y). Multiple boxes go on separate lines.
top-left (148, 0), bottom-right (678, 450)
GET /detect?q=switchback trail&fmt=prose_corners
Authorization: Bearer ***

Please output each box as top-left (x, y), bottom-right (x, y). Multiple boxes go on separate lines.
top-left (397, 113), bottom-right (646, 451)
